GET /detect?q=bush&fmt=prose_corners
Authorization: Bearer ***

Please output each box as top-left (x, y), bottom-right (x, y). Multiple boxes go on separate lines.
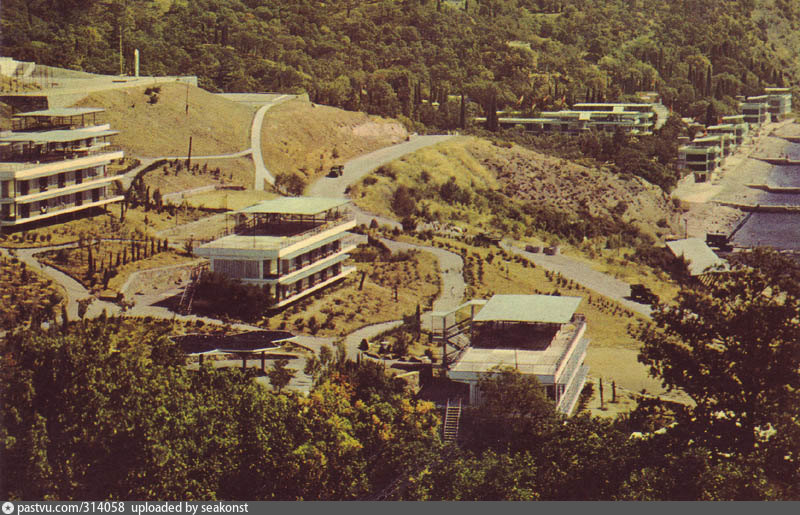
top-left (193, 272), bottom-right (273, 321)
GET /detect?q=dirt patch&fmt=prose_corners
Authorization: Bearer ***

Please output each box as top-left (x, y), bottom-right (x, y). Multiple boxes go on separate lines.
top-left (73, 83), bottom-right (255, 157)
top-left (260, 97), bottom-right (408, 184)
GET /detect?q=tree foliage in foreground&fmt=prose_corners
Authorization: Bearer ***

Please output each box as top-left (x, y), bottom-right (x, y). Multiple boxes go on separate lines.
top-left (0, 318), bottom-right (441, 500)
top-left (4, 248), bottom-right (800, 502)
top-left (637, 249), bottom-right (800, 455)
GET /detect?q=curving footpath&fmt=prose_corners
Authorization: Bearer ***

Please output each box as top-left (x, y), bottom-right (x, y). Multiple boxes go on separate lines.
top-left (251, 94), bottom-right (292, 189)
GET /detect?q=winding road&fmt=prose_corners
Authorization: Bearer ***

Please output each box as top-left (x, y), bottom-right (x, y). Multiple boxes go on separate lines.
top-left (500, 241), bottom-right (653, 318)
top-left (306, 134), bottom-right (454, 198)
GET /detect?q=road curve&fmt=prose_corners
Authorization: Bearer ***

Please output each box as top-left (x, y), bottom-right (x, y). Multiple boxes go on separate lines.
top-left (251, 94), bottom-right (291, 189)
top-left (306, 135), bottom-right (455, 198)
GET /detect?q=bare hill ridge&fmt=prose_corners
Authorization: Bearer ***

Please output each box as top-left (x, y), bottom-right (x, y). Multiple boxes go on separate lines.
top-left (351, 136), bottom-right (680, 241)
top-left (74, 83), bottom-right (255, 158)
top-left (260, 97), bottom-right (407, 182)
top-left (469, 139), bottom-right (682, 239)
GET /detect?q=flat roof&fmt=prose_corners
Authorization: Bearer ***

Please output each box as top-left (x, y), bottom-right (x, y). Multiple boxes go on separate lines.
top-left (14, 107), bottom-right (105, 118)
top-left (238, 197), bottom-right (350, 216)
top-left (473, 294), bottom-right (582, 324)
top-left (173, 330), bottom-right (296, 355)
top-left (693, 135), bottom-right (722, 143)
top-left (666, 238), bottom-right (727, 276)
top-left (0, 128), bottom-right (118, 144)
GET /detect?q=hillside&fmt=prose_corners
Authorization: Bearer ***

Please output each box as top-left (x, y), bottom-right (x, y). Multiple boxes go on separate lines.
top-left (350, 136), bottom-right (680, 242)
top-left (73, 83), bottom-right (255, 158)
top-left (260, 97), bottom-right (407, 183)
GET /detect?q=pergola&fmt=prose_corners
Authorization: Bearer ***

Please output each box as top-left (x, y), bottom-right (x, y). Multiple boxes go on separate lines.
top-left (173, 330), bottom-right (296, 371)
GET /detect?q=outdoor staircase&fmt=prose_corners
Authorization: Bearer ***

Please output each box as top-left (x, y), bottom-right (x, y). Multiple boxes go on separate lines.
top-left (177, 264), bottom-right (206, 315)
top-left (443, 398), bottom-right (462, 444)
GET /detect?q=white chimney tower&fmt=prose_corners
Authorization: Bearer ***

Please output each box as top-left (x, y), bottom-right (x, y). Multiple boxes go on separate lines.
top-left (134, 49), bottom-right (140, 77)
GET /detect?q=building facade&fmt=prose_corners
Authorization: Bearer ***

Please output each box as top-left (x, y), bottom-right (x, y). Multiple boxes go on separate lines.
top-left (0, 107), bottom-right (124, 230)
top-left (678, 135), bottom-right (723, 183)
top-left (194, 197), bottom-right (356, 309)
top-left (476, 102), bottom-right (661, 136)
top-left (764, 87), bottom-right (792, 121)
top-left (439, 295), bottom-right (590, 416)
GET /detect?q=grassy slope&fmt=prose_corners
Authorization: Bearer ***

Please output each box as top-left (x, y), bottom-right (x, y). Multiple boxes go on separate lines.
top-left (260, 97), bottom-right (408, 184)
top-left (351, 136), bottom-right (681, 239)
top-left (73, 83), bottom-right (255, 157)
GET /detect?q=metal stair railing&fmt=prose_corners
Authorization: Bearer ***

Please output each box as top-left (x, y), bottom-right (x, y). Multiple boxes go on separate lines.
top-left (443, 398), bottom-right (462, 444)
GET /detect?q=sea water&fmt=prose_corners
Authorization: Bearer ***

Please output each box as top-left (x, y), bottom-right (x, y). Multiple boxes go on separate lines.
top-left (730, 145), bottom-right (800, 251)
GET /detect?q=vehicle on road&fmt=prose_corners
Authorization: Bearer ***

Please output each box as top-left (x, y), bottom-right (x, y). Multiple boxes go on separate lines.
top-left (326, 165), bottom-right (344, 178)
top-left (630, 284), bottom-right (659, 305)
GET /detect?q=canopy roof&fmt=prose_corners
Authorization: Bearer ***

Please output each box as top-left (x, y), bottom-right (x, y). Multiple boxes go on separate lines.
top-left (0, 128), bottom-right (117, 144)
top-left (14, 107), bottom-right (105, 118)
top-left (666, 238), bottom-right (727, 276)
top-left (238, 197), bottom-right (349, 216)
top-left (474, 294), bottom-right (582, 324)
top-left (173, 330), bottom-right (296, 355)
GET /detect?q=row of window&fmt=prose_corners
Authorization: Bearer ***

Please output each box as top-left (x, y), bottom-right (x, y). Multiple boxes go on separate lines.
top-left (274, 264), bottom-right (343, 301)
top-left (0, 188), bottom-right (104, 220)
top-left (0, 167), bottom-right (104, 198)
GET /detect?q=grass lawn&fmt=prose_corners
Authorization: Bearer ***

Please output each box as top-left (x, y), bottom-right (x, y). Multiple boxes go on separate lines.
top-left (261, 249), bottom-right (440, 337)
top-left (184, 189), bottom-right (276, 211)
top-left (142, 157), bottom-right (254, 195)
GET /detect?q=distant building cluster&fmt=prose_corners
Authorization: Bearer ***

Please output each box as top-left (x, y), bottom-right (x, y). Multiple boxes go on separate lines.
top-left (478, 101), bottom-right (663, 136)
top-left (677, 87), bottom-right (793, 183)
top-left (0, 107), bottom-right (124, 230)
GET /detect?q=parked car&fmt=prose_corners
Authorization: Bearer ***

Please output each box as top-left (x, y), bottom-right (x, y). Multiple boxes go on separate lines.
top-left (630, 284), bottom-right (659, 305)
top-left (326, 165), bottom-right (344, 178)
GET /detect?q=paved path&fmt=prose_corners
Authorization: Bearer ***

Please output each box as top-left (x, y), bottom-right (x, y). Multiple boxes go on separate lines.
top-left (251, 94), bottom-right (292, 189)
top-left (500, 241), bottom-right (652, 318)
top-left (117, 94), bottom-right (293, 191)
top-left (306, 135), bottom-right (455, 197)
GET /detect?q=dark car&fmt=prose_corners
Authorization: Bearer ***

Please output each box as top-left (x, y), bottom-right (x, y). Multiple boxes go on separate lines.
top-left (630, 284), bottom-right (659, 305)
top-left (326, 165), bottom-right (344, 178)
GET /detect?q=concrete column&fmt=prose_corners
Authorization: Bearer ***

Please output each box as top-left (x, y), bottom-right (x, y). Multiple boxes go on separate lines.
top-left (469, 382), bottom-right (478, 405)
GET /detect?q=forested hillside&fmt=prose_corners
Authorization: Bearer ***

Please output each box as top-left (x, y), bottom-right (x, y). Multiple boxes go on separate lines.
top-left (2, 0), bottom-right (798, 127)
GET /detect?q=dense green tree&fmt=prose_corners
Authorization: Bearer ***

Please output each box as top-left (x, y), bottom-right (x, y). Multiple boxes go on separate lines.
top-left (637, 248), bottom-right (800, 455)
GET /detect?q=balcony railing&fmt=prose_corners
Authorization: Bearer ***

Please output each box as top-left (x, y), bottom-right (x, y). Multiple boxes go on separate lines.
top-left (229, 212), bottom-right (356, 241)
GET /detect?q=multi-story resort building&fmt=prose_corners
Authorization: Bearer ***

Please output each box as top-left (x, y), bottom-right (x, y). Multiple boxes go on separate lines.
top-left (678, 135), bottom-right (723, 182)
top-left (741, 95), bottom-right (771, 126)
top-left (436, 294), bottom-right (589, 416)
top-left (720, 115), bottom-right (750, 146)
top-left (0, 107), bottom-right (124, 230)
top-left (763, 87), bottom-right (792, 121)
top-left (194, 197), bottom-right (356, 309)
top-left (478, 103), bottom-right (660, 135)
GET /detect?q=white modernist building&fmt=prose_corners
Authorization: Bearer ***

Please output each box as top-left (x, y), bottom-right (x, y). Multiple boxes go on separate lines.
top-left (439, 294), bottom-right (589, 416)
top-left (194, 197), bottom-right (357, 309)
top-left (0, 107), bottom-right (124, 229)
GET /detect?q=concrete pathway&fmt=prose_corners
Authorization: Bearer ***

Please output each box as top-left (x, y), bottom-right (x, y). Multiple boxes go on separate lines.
top-left (117, 94), bottom-right (293, 191)
top-left (306, 135), bottom-right (455, 197)
top-left (500, 241), bottom-right (652, 318)
top-left (251, 94), bottom-right (292, 189)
